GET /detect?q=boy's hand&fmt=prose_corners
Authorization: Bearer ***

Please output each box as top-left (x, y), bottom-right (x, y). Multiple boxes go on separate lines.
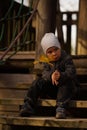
top-left (51, 70), bottom-right (60, 85)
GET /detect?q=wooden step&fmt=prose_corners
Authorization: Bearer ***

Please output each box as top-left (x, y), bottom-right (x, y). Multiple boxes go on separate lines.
top-left (0, 82), bottom-right (86, 90)
top-left (0, 53), bottom-right (87, 73)
top-left (0, 116), bottom-right (87, 128)
top-left (0, 98), bottom-right (87, 108)
top-left (0, 51), bottom-right (36, 60)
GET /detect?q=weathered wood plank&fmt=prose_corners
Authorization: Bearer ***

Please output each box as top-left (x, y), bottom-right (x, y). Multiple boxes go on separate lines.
top-left (0, 98), bottom-right (23, 105)
top-left (0, 82), bottom-right (86, 89)
top-left (0, 105), bottom-right (19, 111)
top-left (0, 116), bottom-right (87, 128)
top-left (0, 98), bottom-right (87, 108)
top-left (73, 58), bottom-right (87, 68)
top-left (0, 74), bottom-right (35, 89)
top-left (0, 112), bottom-right (19, 116)
top-left (0, 51), bottom-right (36, 60)
top-left (0, 89), bottom-right (27, 98)
top-left (0, 83), bottom-right (31, 89)
top-left (39, 99), bottom-right (87, 108)
top-left (76, 68), bottom-right (87, 75)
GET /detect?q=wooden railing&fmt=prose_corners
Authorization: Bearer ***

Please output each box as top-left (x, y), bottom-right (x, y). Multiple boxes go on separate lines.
top-left (56, 11), bottom-right (78, 54)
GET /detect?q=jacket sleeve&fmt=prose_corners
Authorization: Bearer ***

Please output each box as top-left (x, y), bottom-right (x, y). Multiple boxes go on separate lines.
top-left (59, 56), bottom-right (77, 84)
top-left (42, 63), bottom-right (54, 81)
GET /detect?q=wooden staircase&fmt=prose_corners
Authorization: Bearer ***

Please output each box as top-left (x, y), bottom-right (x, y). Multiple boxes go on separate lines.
top-left (0, 55), bottom-right (87, 129)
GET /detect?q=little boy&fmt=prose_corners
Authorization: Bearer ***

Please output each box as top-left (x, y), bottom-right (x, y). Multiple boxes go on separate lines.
top-left (20, 33), bottom-right (78, 118)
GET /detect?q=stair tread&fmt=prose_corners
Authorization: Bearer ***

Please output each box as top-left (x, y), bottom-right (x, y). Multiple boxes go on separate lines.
top-left (0, 115), bottom-right (87, 128)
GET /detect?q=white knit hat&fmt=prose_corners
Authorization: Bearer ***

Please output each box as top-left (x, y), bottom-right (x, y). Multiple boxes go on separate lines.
top-left (41, 33), bottom-right (61, 54)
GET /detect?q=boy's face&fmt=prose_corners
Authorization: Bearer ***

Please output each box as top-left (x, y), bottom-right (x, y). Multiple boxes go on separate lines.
top-left (46, 46), bottom-right (61, 61)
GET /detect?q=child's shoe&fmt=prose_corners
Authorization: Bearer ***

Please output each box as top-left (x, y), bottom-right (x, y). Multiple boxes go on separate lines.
top-left (56, 107), bottom-right (66, 119)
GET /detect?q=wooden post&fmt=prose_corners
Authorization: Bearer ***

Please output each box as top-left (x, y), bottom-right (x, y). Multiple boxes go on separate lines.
top-left (35, 0), bottom-right (57, 60)
top-left (66, 13), bottom-right (72, 54)
top-left (56, 1), bottom-right (64, 49)
top-left (77, 0), bottom-right (87, 55)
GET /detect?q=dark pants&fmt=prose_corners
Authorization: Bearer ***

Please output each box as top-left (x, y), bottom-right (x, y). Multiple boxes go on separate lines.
top-left (21, 77), bottom-right (75, 115)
